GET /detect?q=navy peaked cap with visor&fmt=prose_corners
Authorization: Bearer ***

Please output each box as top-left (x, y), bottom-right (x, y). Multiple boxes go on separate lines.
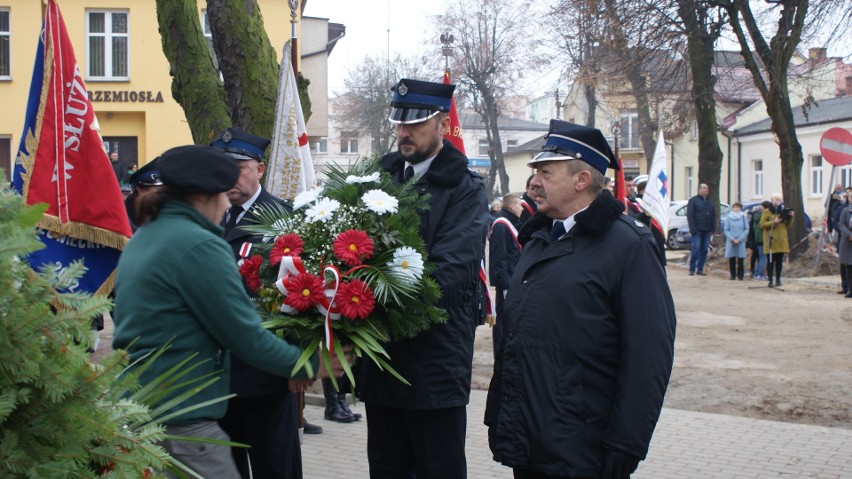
top-left (527, 120), bottom-right (619, 174)
top-left (210, 127), bottom-right (271, 161)
top-left (129, 157), bottom-right (163, 188)
top-left (388, 78), bottom-right (455, 124)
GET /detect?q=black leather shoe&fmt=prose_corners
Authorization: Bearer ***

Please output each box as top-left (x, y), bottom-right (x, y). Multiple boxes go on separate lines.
top-left (689, 271), bottom-right (695, 276)
top-left (324, 404), bottom-right (357, 423)
top-left (696, 271), bottom-right (707, 276)
top-left (838, 290), bottom-right (848, 295)
top-left (338, 396), bottom-right (362, 421)
top-left (845, 292), bottom-right (852, 298)
top-left (776, 281), bottom-right (782, 287)
top-left (303, 420), bottom-right (323, 434)
top-left (768, 282), bottom-right (774, 288)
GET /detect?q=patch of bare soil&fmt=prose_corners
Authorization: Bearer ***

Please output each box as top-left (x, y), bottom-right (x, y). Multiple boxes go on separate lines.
top-left (472, 253), bottom-right (852, 429)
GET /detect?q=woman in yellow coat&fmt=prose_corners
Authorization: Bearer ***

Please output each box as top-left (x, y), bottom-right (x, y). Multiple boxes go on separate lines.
top-left (760, 193), bottom-right (794, 287)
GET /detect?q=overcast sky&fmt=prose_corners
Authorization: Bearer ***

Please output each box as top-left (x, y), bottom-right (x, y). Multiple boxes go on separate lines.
top-left (303, 0), bottom-right (451, 96)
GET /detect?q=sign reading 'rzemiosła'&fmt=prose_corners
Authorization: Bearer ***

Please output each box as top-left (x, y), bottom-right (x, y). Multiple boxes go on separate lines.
top-left (86, 90), bottom-right (164, 103)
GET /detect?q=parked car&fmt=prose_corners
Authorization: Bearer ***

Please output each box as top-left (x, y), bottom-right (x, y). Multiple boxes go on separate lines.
top-left (666, 200), bottom-right (731, 250)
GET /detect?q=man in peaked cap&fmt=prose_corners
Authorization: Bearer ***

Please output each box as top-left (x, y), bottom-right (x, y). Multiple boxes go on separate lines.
top-left (211, 128), bottom-right (304, 479)
top-left (358, 78), bottom-right (488, 478)
top-left (124, 158), bottom-right (163, 232)
top-left (485, 120), bottom-right (676, 479)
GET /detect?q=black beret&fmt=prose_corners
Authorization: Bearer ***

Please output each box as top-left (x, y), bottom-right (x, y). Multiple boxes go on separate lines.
top-left (157, 145), bottom-right (240, 194)
top-left (211, 127), bottom-right (271, 161)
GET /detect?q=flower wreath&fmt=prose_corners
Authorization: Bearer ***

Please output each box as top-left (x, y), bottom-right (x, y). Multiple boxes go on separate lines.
top-left (238, 159), bottom-right (446, 387)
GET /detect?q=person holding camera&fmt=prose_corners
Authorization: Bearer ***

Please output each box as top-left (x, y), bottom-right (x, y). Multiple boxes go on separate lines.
top-left (760, 193), bottom-right (794, 288)
top-left (836, 187), bottom-right (852, 298)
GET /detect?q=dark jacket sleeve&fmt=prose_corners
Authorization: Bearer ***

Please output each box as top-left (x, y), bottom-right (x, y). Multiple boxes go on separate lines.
top-left (602, 233), bottom-right (676, 459)
top-left (489, 223), bottom-right (512, 290)
top-left (428, 177), bottom-right (489, 306)
top-left (686, 197), bottom-right (696, 233)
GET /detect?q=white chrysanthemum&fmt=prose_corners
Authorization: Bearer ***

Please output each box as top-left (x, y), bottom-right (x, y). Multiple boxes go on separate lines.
top-left (388, 246), bottom-right (424, 282)
top-left (305, 198), bottom-right (341, 223)
top-left (345, 172), bottom-right (381, 184)
top-left (293, 187), bottom-right (324, 209)
top-left (361, 189), bottom-right (399, 215)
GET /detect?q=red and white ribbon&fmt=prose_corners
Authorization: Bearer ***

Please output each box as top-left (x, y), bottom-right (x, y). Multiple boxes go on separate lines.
top-left (237, 242), bottom-right (252, 267)
top-left (274, 256), bottom-right (342, 353)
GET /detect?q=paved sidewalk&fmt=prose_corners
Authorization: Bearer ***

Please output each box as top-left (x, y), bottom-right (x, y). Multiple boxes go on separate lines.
top-left (302, 389), bottom-right (852, 478)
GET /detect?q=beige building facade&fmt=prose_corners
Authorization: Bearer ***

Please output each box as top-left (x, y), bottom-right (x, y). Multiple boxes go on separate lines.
top-left (1, 1), bottom-right (335, 183)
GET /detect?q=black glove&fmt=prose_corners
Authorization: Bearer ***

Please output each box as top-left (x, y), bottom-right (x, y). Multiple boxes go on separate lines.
top-left (601, 448), bottom-right (640, 479)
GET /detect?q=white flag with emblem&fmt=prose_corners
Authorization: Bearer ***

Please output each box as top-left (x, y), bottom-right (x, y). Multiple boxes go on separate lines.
top-left (638, 129), bottom-right (669, 236)
top-left (267, 41), bottom-right (315, 200)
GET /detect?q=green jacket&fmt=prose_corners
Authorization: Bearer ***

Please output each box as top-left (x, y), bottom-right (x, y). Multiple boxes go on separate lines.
top-left (113, 201), bottom-right (315, 425)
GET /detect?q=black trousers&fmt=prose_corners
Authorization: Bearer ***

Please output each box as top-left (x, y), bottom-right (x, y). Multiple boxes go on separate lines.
top-left (767, 252), bottom-right (785, 283)
top-left (219, 393), bottom-right (301, 479)
top-left (365, 403), bottom-right (467, 479)
top-left (729, 257), bottom-right (745, 279)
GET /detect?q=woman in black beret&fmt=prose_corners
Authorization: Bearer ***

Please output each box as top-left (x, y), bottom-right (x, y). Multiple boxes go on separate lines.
top-left (112, 145), bottom-right (341, 478)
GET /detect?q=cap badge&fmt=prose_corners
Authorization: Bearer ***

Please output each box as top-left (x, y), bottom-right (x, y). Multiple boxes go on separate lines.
top-left (398, 82), bottom-right (408, 96)
top-left (633, 220), bottom-right (645, 228)
top-left (222, 130), bottom-right (233, 143)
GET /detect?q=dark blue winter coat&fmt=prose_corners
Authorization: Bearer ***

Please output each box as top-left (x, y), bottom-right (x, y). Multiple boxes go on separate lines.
top-left (359, 140), bottom-right (489, 409)
top-left (485, 191), bottom-right (676, 477)
top-left (687, 194), bottom-right (715, 233)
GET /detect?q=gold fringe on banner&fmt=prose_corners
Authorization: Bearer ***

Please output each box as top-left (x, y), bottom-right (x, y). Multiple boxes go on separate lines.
top-left (38, 215), bottom-right (129, 250)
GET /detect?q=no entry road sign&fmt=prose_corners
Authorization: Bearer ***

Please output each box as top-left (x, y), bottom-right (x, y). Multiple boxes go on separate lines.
top-left (820, 127), bottom-right (852, 167)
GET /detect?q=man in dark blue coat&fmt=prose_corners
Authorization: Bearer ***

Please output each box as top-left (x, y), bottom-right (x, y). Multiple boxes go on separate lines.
top-left (212, 128), bottom-right (302, 479)
top-left (485, 120), bottom-right (676, 479)
top-left (359, 78), bottom-right (489, 479)
top-left (489, 193), bottom-right (524, 352)
top-left (686, 183), bottom-right (714, 275)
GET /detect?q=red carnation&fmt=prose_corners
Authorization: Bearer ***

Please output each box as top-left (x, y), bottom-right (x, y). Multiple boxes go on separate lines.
top-left (336, 279), bottom-right (376, 320)
top-left (270, 233), bottom-right (305, 266)
top-left (332, 229), bottom-right (374, 267)
top-left (283, 272), bottom-right (326, 311)
top-left (239, 255), bottom-right (264, 293)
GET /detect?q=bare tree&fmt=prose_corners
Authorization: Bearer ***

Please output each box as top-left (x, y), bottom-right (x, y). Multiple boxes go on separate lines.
top-left (676, 0), bottom-right (728, 233)
top-left (547, 0), bottom-right (608, 127)
top-left (438, 0), bottom-right (545, 195)
top-left (713, 0), bottom-right (847, 257)
top-left (599, 0), bottom-right (686, 169)
top-left (333, 55), bottom-right (428, 157)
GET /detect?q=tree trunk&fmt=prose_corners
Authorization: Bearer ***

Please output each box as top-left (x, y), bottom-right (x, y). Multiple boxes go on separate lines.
top-left (624, 65), bottom-right (656, 170)
top-left (678, 0), bottom-right (724, 234)
top-left (206, 0), bottom-right (280, 143)
top-left (583, 82), bottom-right (597, 127)
top-left (482, 92), bottom-right (509, 195)
top-left (154, 0), bottom-right (230, 144)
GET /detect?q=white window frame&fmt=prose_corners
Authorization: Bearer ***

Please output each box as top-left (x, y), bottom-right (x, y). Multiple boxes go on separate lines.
top-left (478, 139), bottom-right (489, 157)
top-left (340, 132), bottom-right (358, 154)
top-left (619, 111), bottom-right (640, 149)
top-left (506, 139), bottom-right (518, 149)
top-left (0, 8), bottom-right (10, 80)
top-left (809, 154), bottom-right (823, 197)
top-left (315, 137), bottom-right (328, 154)
top-left (200, 9), bottom-right (220, 72)
top-left (690, 121), bottom-right (698, 141)
top-left (752, 159), bottom-right (763, 197)
top-left (86, 9), bottom-right (129, 81)
top-left (839, 166), bottom-right (852, 190)
top-left (685, 166), bottom-right (694, 198)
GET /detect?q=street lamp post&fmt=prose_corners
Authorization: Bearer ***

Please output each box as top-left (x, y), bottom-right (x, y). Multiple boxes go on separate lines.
top-left (440, 33), bottom-right (455, 71)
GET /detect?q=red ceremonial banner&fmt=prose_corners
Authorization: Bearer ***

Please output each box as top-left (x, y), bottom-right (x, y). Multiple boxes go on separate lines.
top-left (19, 0), bottom-right (131, 243)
